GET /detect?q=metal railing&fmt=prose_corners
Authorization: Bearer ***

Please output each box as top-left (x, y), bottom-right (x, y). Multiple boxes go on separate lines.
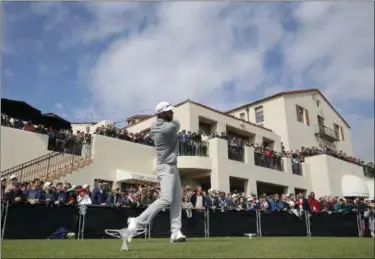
top-left (292, 162), bottom-right (303, 176)
top-left (228, 144), bottom-right (245, 162)
top-left (254, 152), bottom-right (284, 171)
top-left (363, 165), bottom-right (374, 178)
top-left (1, 141), bottom-right (93, 182)
top-left (178, 141), bottom-right (209, 157)
top-left (314, 125), bottom-right (340, 141)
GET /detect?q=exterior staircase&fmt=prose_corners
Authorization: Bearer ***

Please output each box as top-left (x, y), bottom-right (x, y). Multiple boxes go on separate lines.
top-left (1, 151), bottom-right (93, 183)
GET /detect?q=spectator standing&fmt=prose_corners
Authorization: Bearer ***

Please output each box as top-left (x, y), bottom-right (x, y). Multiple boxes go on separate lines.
top-left (91, 182), bottom-right (108, 205)
top-left (4, 182), bottom-right (26, 203)
top-left (26, 179), bottom-right (42, 204)
top-left (308, 192), bottom-right (321, 212)
top-left (295, 192), bottom-right (310, 214)
top-left (364, 203), bottom-right (375, 238)
top-left (23, 121), bottom-right (35, 132)
top-left (55, 182), bottom-right (67, 205)
top-left (270, 193), bottom-right (285, 211)
top-left (334, 199), bottom-right (347, 213)
top-left (42, 182), bottom-right (56, 205)
top-left (190, 186), bottom-right (206, 210)
top-left (4, 175), bottom-right (18, 193)
top-left (77, 188), bottom-right (92, 205)
top-left (182, 195), bottom-right (194, 218)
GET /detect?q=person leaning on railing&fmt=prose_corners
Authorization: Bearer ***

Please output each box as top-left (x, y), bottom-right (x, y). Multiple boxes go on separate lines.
top-left (3, 182), bottom-right (26, 203)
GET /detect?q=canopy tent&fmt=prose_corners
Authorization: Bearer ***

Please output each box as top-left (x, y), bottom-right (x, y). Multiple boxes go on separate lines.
top-left (341, 174), bottom-right (370, 197)
top-left (35, 112), bottom-right (71, 129)
top-left (116, 170), bottom-right (158, 183)
top-left (1, 98), bottom-right (41, 122)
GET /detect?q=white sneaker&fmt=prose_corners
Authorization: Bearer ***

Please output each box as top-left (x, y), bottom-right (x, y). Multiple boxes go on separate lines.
top-left (127, 217), bottom-right (138, 242)
top-left (170, 231), bottom-right (186, 243)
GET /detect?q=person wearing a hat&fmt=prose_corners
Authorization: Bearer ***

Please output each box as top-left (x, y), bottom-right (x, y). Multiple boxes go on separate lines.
top-left (4, 175), bottom-right (18, 194)
top-left (77, 188), bottom-right (92, 205)
top-left (127, 101), bottom-right (186, 243)
top-left (364, 203), bottom-right (375, 237)
top-left (4, 182), bottom-right (26, 203)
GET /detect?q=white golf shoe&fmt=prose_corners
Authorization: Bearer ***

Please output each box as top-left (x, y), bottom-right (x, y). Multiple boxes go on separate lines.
top-left (126, 217), bottom-right (138, 242)
top-left (170, 231), bottom-right (186, 243)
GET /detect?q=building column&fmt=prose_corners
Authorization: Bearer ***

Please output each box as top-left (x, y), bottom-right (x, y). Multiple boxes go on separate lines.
top-left (209, 138), bottom-right (230, 193)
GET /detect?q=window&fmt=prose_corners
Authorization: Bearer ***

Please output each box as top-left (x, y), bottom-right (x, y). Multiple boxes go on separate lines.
top-left (317, 116), bottom-right (324, 126)
top-left (296, 105), bottom-right (304, 123)
top-left (240, 113), bottom-right (245, 120)
top-left (255, 106), bottom-right (264, 123)
top-left (316, 100), bottom-right (321, 108)
top-left (333, 124), bottom-right (340, 139)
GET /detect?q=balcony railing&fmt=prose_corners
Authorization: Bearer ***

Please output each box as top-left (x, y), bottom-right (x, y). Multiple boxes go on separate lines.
top-left (363, 165), bottom-right (374, 178)
top-left (254, 152), bottom-right (284, 171)
top-left (228, 144), bottom-right (245, 162)
top-left (292, 162), bottom-right (303, 176)
top-left (314, 125), bottom-right (340, 141)
top-left (178, 141), bottom-right (209, 157)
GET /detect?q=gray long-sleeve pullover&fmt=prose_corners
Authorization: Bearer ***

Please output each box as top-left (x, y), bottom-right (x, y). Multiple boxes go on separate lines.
top-left (151, 118), bottom-right (180, 165)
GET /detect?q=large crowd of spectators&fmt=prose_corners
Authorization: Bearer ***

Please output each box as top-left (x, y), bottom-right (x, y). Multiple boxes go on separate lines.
top-left (2, 113), bottom-right (374, 177)
top-left (2, 175), bottom-right (373, 213)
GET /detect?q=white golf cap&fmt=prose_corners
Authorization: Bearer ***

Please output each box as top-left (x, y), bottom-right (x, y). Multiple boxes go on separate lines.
top-left (44, 182), bottom-right (52, 187)
top-left (155, 101), bottom-right (174, 114)
top-left (10, 175), bottom-right (17, 180)
top-left (1, 178), bottom-right (4, 181)
top-left (82, 184), bottom-right (89, 189)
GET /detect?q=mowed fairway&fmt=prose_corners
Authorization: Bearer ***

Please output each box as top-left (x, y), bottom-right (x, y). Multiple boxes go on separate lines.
top-left (2, 237), bottom-right (374, 258)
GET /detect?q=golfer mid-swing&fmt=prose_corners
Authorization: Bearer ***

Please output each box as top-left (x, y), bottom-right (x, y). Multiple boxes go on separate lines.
top-left (127, 101), bottom-right (186, 243)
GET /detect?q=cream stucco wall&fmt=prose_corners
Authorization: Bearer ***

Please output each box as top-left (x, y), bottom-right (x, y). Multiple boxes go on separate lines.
top-left (1, 126), bottom-right (52, 171)
top-left (305, 154), bottom-right (366, 197)
top-left (60, 134), bottom-right (156, 186)
top-left (229, 97), bottom-right (289, 148)
top-left (284, 93), bottom-right (352, 154)
top-left (228, 92), bottom-right (353, 155)
top-left (127, 101), bottom-right (282, 152)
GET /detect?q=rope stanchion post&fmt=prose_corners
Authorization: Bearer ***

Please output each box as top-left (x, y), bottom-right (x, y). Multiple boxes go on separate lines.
top-left (258, 210), bottom-right (262, 237)
top-left (356, 211), bottom-right (363, 237)
top-left (1, 201), bottom-right (9, 239)
top-left (305, 211), bottom-right (311, 237)
top-left (77, 205), bottom-right (87, 240)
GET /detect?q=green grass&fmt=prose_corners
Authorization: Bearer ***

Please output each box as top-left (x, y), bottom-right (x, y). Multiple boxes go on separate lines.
top-left (2, 237), bottom-right (374, 258)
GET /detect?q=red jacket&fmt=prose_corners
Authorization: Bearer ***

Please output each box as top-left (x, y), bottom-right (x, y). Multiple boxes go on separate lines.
top-left (308, 198), bottom-right (321, 212)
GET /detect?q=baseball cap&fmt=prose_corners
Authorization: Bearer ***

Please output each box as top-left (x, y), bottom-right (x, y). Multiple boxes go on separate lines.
top-left (10, 175), bottom-right (17, 180)
top-left (155, 101), bottom-right (174, 114)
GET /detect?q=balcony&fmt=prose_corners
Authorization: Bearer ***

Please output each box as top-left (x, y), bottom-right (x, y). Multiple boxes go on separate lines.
top-left (292, 162), bottom-right (303, 176)
top-left (254, 152), bottom-right (284, 171)
top-left (178, 141), bottom-right (209, 157)
top-left (314, 125), bottom-right (340, 141)
top-left (363, 165), bottom-right (374, 179)
top-left (227, 144), bottom-right (245, 162)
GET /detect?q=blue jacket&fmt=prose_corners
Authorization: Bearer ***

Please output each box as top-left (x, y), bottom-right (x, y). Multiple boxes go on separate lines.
top-left (91, 187), bottom-right (108, 205)
top-left (26, 188), bottom-right (42, 200)
top-left (42, 191), bottom-right (56, 202)
top-left (270, 199), bottom-right (285, 211)
top-left (55, 191), bottom-right (67, 203)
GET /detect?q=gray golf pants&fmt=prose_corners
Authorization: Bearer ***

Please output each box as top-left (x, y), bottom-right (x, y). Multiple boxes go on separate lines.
top-left (136, 164), bottom-right (182, 234)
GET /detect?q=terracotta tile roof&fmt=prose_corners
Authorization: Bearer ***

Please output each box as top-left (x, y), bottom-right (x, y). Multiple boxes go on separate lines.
top-left (126, 114), bottom-right (152, 121)
top-left (225, 88), bottom-right (350, 128)
top-left (126, 99), bottom-right (273, 132)
top-left (71, 122), bottom-right (98, 125)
